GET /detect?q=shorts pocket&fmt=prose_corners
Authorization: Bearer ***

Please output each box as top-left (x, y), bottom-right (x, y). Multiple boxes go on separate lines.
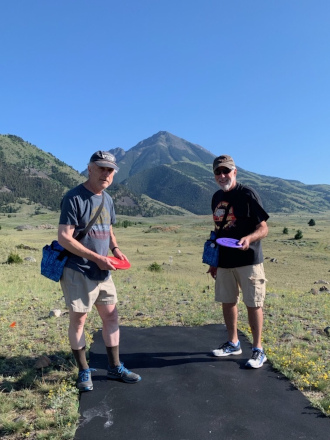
top-left (248, 276), bottom-right (267, 304)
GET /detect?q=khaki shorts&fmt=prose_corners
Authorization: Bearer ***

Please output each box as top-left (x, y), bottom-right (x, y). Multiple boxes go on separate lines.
top-left (215, 263), bottom-right (267, 307)
top-left (60, 267), bottom-right (117, 313)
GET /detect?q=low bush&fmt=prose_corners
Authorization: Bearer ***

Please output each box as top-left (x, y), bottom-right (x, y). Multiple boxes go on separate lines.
top-left (6, 253), bottom-right (23, 264)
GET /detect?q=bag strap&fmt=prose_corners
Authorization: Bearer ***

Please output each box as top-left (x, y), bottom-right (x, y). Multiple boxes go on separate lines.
top-left (74, 193), bottom-right (105, 241)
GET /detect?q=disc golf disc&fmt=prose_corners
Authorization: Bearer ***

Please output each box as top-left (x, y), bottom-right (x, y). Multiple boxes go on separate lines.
top-left (107, 256), bottom-right (131, 270)
top-left (216, 238), bottom-right (242, 249)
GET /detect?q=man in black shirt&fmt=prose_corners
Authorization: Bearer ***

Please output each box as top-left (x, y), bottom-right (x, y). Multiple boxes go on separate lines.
top-left (208, 155), bottom-right (269, 368)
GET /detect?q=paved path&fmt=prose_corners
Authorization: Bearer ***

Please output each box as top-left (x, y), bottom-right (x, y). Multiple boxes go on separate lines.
top-left (75, 324), bottom-right (329, 440)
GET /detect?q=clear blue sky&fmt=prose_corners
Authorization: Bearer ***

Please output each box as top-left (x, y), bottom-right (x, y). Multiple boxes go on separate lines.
top-left (1, 1), bottom-right (330, 184)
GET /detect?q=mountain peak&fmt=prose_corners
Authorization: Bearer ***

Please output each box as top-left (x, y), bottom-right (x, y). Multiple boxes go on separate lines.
top-left (114, 131), bottom-right (215, 183)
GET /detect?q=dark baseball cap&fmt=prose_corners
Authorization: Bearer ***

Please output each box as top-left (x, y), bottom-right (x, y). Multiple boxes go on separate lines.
top-left (90, 151), bottom-right (119, 172)
top-left (213, 155), bottom-right (235, 172)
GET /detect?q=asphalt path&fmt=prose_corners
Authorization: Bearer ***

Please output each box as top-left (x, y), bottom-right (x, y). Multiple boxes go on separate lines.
top-left (75, 324), bottom-right (329, 440)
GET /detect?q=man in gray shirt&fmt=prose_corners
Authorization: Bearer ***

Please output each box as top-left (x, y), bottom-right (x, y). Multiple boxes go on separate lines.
top-left (58, 151), bottom-right (141, 391)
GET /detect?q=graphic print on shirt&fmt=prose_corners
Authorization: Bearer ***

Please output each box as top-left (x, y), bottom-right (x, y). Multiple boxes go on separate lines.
top-left (89, 205), bottom-right (111, 240)
top-left (213, 201), bottom-right (236, 230)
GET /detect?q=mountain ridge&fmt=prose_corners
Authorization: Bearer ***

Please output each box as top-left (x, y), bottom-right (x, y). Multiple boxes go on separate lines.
top-left (1, 132), bottom-right (330, 215)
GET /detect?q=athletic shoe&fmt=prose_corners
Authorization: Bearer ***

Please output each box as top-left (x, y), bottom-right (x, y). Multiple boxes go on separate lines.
top-left (77, 368), bottom-right (96, 392)
top-left (107, 363), bottom-right (141, 384)
top-left (212, 341), bottom-right (242, 357)
top-left (245, 348), bottom-right (267, 369)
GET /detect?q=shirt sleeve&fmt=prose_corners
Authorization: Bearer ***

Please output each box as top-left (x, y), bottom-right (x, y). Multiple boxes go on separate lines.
top-left (59, 194), bottom-right (79, 226)
top-left (246, 190), bottom-right (269, 224)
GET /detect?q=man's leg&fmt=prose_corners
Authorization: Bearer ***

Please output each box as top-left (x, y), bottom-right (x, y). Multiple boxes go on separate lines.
top-left (212, 268), bottom-right (242, 357)
top-left (236, 263), bottom-right (267, 363)
top-left (212, 302), bottom-right (242, 356)
top-left (95, 303), bottom-right (141, 383)
top-left (247, 306), bottom-right (263, 349)
top-left (68, 309), bottom-right (89, 370)
top-left (238, 263), bottom-right (267, 368)
top-left (222, 302), bottom-right (239, 344)
top-left (68, 309), bottom-right (88, 349)
top-left (245, 305), bottom-right (267, 368)
top-left (95, 304), bottom-right (120, 367)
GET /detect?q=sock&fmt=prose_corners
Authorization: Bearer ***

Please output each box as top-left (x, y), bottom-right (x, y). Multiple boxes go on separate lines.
top-left (106, 345), bottom-right (120, 368)
top-left (72, 347), bottom-right (89, 371)
top-left (229, 341), bottom-right (239, 347)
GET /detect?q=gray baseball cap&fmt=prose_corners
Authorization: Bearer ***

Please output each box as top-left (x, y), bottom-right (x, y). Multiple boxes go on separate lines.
top-left (90, 151), bottom-right (119, 172)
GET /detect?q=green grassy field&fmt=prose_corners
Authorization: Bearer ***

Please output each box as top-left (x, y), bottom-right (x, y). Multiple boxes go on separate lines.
top-left (0, 211), bottom-right (329, 439)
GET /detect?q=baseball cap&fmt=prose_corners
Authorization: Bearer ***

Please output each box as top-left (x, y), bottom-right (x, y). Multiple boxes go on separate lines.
top-left (90, 151), bottom-right (119, 172)
top-left (213, 155), bottom-right (235, 172)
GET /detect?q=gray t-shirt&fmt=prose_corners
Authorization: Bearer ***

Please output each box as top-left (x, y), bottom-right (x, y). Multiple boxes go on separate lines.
top-left (59, 184), bottom-right (116, 280)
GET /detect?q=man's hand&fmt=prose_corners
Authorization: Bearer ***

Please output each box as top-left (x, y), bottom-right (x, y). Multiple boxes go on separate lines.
top-left (238, 236), bottom-right (252, 251)
top-left (96, 255), bottom-right (117, 271)
top-left (238, 221), bottom-right (268, 251)
top-left (207, 266), bottom-right (217, 279)
top-left (112, 247), bottom-right (129, 262)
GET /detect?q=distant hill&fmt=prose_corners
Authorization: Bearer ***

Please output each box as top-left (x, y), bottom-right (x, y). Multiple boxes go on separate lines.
top-left (0, 134), bottom-right (85, 212)
top-left (2, 132), bottom-right (330, 216)
top-left (0, 134), bottom-right (191, 216)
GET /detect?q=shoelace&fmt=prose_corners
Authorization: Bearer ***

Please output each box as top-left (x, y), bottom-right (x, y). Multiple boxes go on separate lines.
top-left (219, 342), bottom-right (238, 350)
top-left (78, 368), bottom-right (96, 381)
top-left (117, 363), bottom-right (129, 374)
top-left (251, 350), bottom-right (263, 360)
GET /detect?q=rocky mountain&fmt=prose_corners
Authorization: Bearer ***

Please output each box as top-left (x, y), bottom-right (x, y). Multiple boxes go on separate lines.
top-left (112, 131), bottom-right (215, 183)
top-left (99, 131), bottom-right (330, 214)
top-left (1, 132), bottom-right (330, 216)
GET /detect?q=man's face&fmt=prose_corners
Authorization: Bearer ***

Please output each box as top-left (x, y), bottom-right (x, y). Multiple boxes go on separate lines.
top-left (214, 167), bottom-right (237, 192)
top-left (88, 163), bottom-right (115, 191)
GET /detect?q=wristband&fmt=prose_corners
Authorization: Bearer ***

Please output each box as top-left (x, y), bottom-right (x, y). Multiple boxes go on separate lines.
top-left (111, 246), bottom-right (119, 253)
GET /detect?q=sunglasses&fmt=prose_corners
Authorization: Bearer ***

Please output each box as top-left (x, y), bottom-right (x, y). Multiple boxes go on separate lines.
top-left (214, 167), bottom-right (232, 176)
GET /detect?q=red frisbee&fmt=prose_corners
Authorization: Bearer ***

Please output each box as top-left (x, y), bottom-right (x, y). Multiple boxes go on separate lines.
top-left (107, 256), bottom-right (131, 270)
top-left (216, 238), bottom-right (242, 249)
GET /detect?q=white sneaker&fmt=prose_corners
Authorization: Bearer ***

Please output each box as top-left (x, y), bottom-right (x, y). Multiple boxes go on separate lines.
top-left (212, 341), bottom-right (242, 357)
top-left (245, 348), bottom-right (267, 368)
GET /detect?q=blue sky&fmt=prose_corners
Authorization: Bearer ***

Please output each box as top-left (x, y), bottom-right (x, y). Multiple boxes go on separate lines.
top-left (1, 1), bottom-right (330, 184)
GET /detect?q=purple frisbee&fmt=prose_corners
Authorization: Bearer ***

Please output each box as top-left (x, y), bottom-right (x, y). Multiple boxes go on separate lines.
top-left (216, 237), bottom-right (242, 249)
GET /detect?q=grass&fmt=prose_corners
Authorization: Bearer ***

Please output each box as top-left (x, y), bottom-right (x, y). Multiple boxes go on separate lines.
top-left (0, 211), bottom-right (329, 438)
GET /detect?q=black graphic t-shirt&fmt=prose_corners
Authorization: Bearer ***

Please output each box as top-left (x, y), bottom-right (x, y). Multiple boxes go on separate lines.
top-left (211, 183), bottom-right (269, 268)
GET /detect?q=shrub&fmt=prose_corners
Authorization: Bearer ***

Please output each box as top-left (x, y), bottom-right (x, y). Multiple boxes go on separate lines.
top-left (294, 230), bottom-right (303, 240)
top-left (148, 262), bottom-right (162, 272)
top-left (308, 219), bottom-right (316, 226)
top-left (7, 253), bottom-right (23, 264)
top-left (115, 220), bottom-right (134, 228)
top-left (282, 227), bottom-right (288, 234)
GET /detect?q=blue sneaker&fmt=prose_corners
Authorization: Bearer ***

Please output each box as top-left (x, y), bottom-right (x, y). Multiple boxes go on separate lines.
top-left (77, 368), bottom-right (96, 392)
top-left (212, 341), bottom-right (242, 357)
top-left (245, 348), bottom-right (267, 368)
top-left (107, 363), bottom-right (141, 384)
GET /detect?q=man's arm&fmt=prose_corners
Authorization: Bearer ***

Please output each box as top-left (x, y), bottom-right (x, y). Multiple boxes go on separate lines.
top-left (109, 225), bottom-right (129, 261)
top-left (58, 224), bottom-right (115, 270)
top-left (238, 221), bottom-right (268, 251)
